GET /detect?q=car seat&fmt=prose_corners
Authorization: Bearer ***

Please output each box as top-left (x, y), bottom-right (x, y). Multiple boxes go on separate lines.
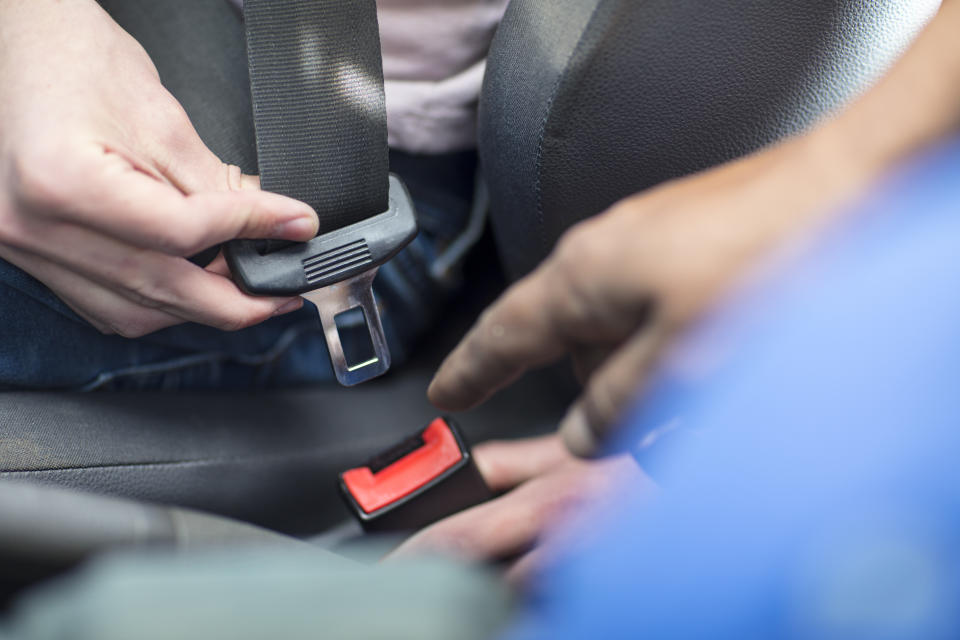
top-left (0, 0), bottom-right (939, 572)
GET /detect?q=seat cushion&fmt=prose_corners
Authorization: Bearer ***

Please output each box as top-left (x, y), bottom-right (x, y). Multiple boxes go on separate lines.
top-left (0, 303), bottom-right (575, 535)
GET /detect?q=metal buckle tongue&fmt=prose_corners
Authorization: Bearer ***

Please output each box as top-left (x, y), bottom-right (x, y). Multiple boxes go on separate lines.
top-left (303, 268), bottom-right (389, 387)
top-left (224, 176), bottom-right (418, 387)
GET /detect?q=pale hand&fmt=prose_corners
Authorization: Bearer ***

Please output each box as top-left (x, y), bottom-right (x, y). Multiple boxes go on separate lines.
top-left (0, 0), bottom-right (319, 337)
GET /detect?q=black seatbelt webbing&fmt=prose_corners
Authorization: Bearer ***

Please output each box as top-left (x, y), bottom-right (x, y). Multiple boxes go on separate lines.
top-left (226, 0), bottom-right (418, 387)
top-left (244, 0), bottom-right (389, 233)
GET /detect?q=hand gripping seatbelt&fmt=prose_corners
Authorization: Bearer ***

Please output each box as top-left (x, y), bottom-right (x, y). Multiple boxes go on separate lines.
top-left (225, 0), bottom-right (418, 386)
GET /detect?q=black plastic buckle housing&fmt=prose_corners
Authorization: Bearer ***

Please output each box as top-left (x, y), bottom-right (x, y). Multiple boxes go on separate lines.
top-left (225, 175), bottom-right (418, 297)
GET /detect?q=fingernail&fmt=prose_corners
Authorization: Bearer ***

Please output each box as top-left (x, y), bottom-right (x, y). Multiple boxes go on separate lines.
top-left (273, 298), bottom-right (303, 316)
top-left (560, 408), bottom-right (602, 459)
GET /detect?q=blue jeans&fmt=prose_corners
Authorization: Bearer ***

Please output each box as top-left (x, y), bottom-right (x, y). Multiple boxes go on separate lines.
top-left (0, 152), bottom-right (476, 391)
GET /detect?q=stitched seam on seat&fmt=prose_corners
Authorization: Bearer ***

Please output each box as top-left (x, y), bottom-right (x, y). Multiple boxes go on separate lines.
top-left (533, 0), bottom-right (607, 258)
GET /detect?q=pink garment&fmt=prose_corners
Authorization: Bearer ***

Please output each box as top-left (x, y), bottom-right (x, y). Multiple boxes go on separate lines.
top-left (229, 0), bottom-right (508, 153)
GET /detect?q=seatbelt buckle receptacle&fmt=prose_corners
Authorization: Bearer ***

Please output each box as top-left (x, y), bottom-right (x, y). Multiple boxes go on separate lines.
top-left (225, 175), bottom-right (417, 386)
top-left (339, 417), bottom-right (492, 533)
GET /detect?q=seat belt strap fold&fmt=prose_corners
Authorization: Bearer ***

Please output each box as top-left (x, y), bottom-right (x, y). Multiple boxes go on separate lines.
top-left (244, 0), bottom-right (389, 232)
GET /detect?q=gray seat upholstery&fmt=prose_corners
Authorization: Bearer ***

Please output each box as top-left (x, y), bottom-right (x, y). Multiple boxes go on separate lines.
top-left (481, 0), bottom-right (939, 279)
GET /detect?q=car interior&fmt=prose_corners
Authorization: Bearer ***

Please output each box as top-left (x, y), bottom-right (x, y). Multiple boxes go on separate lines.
top-left (0, 0), bottom-right (940, 611)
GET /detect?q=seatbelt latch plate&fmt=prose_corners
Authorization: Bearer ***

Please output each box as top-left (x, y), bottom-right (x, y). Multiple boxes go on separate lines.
top-left (226, 176), bottom-right (418, 386)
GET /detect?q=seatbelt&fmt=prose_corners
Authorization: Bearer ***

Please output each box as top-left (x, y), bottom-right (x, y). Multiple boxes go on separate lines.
top-left (225, 0), bottom-right (418, 387)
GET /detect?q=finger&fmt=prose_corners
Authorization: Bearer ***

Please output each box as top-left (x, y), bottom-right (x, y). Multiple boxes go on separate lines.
top-left (503, 458), bottom-right (652, 586)
top-left (24, 147), bottom-right (318, 257)
top-left (504, 547), bottom-right (553, 588)
top-left (388, 496), bottom-right (537, 563)
top-left (91, 251), bottom-right (303, 332)
top-left (0, 245), bottom-right (182, 335)
top-left (204, 251), bottom-right (232, 278)
top-left (570, 344), bottom-right (619, 384)
top-left (50, 275), bottom-right (185, 337)
top-left (428, 268), bottom-right (570, 411)
top-left (560, 321), bottom-right (675, 458)
top-left (152, 138), bottom-right (245, 195)
top-left (428, 242), bottom-right (653, 412)
top-left (472, 434), bottom-right (572, 492)
top-left (389, 460), bottom-right (603, 563)
top-left (14, 221), bottom-right (303, 334)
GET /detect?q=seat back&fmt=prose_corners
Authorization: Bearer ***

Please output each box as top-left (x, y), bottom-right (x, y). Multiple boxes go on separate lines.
top-left (481, 0), bottom-right (940, 278)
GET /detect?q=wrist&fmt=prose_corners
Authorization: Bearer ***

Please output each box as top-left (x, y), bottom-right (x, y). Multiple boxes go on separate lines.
top-left (788, 124), bottom-right (884, 210)
top-left (727, 132), bottom-right (870, 239)
top-left (812, 0), bottom-right (960, 185)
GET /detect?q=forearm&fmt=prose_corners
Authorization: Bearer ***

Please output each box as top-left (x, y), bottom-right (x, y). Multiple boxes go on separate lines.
top-left (807, 0), bottom-right (960, 192)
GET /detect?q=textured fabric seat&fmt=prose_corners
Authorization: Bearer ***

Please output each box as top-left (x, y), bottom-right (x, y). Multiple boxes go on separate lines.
top-left (481, 0), bottom-right (938, 278)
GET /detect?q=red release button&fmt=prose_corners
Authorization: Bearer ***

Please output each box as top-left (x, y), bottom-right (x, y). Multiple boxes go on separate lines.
top-left (342, 418), bottom-right (464, 514)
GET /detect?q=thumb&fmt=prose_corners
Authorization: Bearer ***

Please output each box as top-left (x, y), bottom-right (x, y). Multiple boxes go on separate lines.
top-left (155, 126), bottom-right (319, 247)
top-left (178, 187), bottom-right (318, 252)
top-left (560, 321), bottom-right (673, 458)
